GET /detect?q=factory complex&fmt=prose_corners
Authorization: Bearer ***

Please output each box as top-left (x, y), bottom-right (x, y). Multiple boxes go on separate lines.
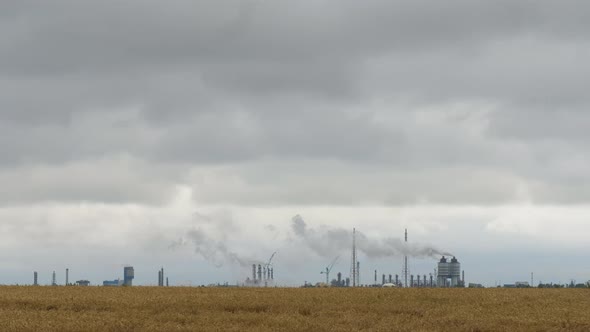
top-left (27, 228), bottom-right (583, 289)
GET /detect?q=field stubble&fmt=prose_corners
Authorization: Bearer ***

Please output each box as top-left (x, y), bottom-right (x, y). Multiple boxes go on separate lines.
top-left (0, 287), bottom-right (588, 331)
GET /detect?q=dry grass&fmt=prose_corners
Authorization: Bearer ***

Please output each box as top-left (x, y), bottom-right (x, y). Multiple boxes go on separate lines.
top-left (0, 286), bottom-right (588, 331)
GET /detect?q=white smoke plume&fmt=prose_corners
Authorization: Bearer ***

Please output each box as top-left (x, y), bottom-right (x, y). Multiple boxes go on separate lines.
top-left (291, 215), bottom-right (452, 259)
top-left (170, 211), bottom-right (263, 267)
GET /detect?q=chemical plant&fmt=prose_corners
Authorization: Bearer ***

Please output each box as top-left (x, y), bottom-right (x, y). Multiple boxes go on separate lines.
top-left (27, 229), bottom-right (467, 288)
top-left (243, 252), bottom-right (277, 287)
top-left (306, 228), bottom-right (466, 288)
top-left (27, 227), bottom-right (586, 288)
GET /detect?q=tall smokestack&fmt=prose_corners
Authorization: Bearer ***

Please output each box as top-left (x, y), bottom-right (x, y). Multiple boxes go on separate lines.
top-left (166, 277), bottom-right (169, 287)
top-left (257, 264), bottom-right (262, 281)
top-left (33, 272), bottom-right (38, 286)
top-left (403, 228), bottom-right (408, 287)
top-left (357, 261), bottom-right (360, 286)
top-left (52, 271), bottom-right (56, 286)
top-left (389, 274), bottom-right (392, 284)
top-left (374, 270), bottom-right (377, 285)
top-left (410, 274), bottom-right (414, 288)
top-left (252, 264), bottom-right (257, 282)
top-left (66, 268), bottom-right (69, 286)
top-left (351, 228), bottom-right (357, 287)
top-left (382, 274), bottom-right (386, 285)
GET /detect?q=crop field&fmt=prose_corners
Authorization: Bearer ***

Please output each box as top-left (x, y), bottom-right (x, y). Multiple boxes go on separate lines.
top-left (0, 287), bottom-right (588, 331)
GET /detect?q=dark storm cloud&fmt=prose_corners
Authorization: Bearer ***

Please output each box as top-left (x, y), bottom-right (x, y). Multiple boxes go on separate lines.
top-left (1, 0), bottom-right (590, 204)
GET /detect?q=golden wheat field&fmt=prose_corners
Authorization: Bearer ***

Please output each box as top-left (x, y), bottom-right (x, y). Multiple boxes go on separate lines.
top-left (0, 286), bottom-right (588, 331)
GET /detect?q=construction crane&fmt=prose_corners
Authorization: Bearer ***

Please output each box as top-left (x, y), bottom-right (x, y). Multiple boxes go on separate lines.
top-left (264, 252), bottom-right (277, 279)
top-left (321, 256), bottom-right (339, 286)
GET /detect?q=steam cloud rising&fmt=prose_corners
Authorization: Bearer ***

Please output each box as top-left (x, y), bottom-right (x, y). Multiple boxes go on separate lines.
top-left (291, 215), bottom-right (452, 259)
top-left (171, 229), bottom-right (262, 267)
top-left (170, 212), bottom-right (262, 267)
top-left (171, 211), bottom-right (452, 269)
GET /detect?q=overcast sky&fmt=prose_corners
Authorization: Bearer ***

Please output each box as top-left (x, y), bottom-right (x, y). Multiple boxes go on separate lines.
top-left (1, 0), bottom-right (590, 286)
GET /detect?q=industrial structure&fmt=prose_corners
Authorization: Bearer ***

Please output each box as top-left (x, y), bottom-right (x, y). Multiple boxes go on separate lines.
top-left (321, 256), bottom-right (339, 285)
top-left (103, 279), bottom-right (123, 286)
top-left (402, 229), bottom-right (409, 287)
top-left (246, 263), bottom-right (275, 286)
top-left (437, 256), bottom-right (463, 287)
top-left (244, 253), bottom-right (276, 287)
top-left (103, 266), bottom-right (135, 287)
top-left (329, 228), bottom-right (465, 288)
top-left (20, 228), bottom-right (475, 288)
top-left (158, 267), bottom-right (165, 286)
top-left (350, 228), bottom-right (359, 287)
top-left (123, 266), bottom-right (134, 286)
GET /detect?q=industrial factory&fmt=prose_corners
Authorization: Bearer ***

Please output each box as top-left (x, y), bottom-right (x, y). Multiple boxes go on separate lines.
top-left (28, 228), bottom-right (468, 288)
top-left (306, 228), bottom-right (466, 288)
top-left (44, 228), bottom-right (590, 289)
top-left (239, 252), bottom-right (277, 287)
top-left (103, 266), bottom-right (134, 286)
top-left (437, 256), bottom-right (464, 287)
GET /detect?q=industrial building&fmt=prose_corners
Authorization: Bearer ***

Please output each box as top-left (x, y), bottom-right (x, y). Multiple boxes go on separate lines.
top-left (244, 253), bottom-right (277, 287)
top-left (437, 256), bottom-right (464, 287)
top-left (341, 228), bottom-right (465, 288)
top-left (123, 266), bottom-right (134, 286)
top-left (76, 280), bottom-right (91, 286)
top-left (103, 266), bottom-right (134, 287)
top-left (103, 279), bottom-right (124, 286)
top-left (245, 263), bottom-right (275, 286)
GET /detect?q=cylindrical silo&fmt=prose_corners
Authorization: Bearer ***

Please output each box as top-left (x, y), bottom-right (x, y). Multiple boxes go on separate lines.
top-left (437, 256), bottom-right (449, 287)
top-left (450, 257), bottom-right (461, 287)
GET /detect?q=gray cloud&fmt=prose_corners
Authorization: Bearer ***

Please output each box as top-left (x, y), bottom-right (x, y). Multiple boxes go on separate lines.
top-left (0, 0), bottom-right (590, 207)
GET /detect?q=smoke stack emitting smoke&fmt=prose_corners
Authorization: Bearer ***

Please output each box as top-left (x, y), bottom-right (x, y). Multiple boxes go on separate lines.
top-left (172, 212), bottom-right (451, 268)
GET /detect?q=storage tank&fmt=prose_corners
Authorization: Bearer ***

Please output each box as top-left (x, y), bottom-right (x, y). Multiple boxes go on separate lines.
top-left (437, 256), bottom-right (449, 287)
top-left (450, 257), bottom-right (461, 287)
